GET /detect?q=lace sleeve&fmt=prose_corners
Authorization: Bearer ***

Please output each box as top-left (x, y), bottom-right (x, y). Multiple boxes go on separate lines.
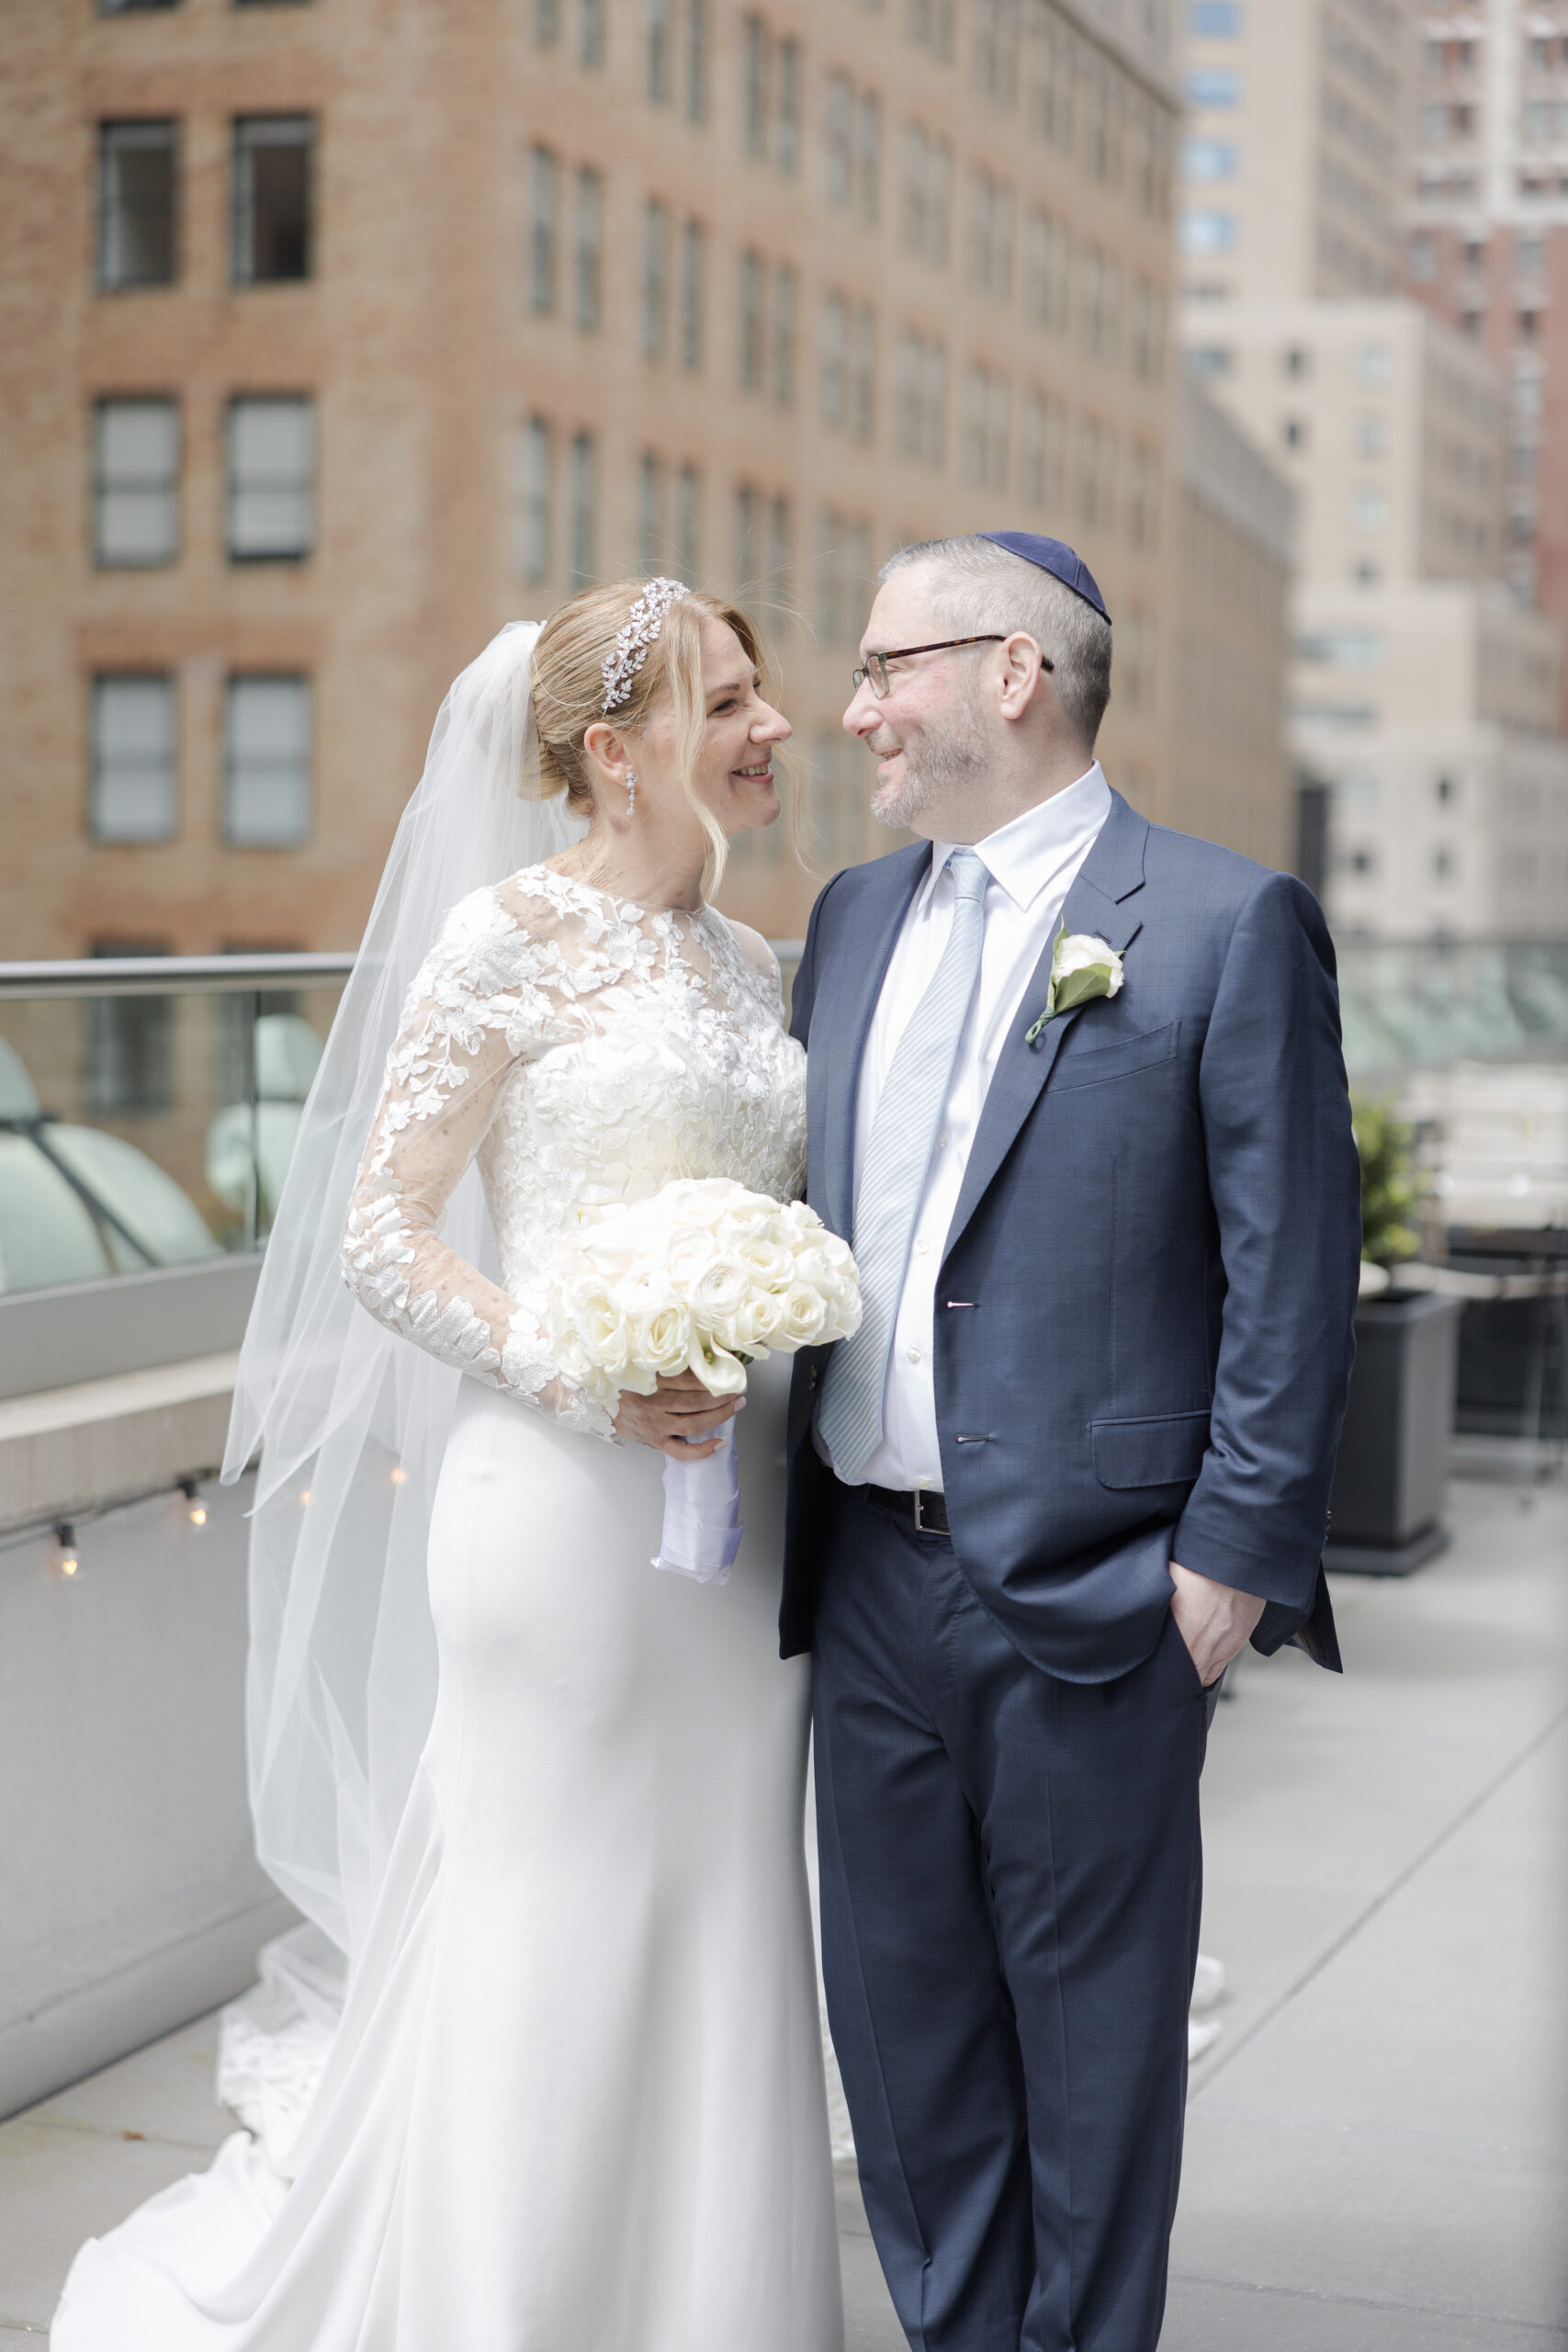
top-left (340, 891), bottom-right (614, 1440)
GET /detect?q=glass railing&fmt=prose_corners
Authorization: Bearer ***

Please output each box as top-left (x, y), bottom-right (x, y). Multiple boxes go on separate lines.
top-left (2, 934), bottom-right (1558, 1305)
top-left (1337, 938), bottom-right (1568, 1082)
top-left (0, 955), bottom-right (352, 1298)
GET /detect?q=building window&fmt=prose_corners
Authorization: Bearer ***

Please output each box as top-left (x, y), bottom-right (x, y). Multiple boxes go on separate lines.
top-left (777, 37), bottom-right (801, 173)
top-left (734, 481), bottom-right (759, 590)
top-left (1283, 345), bottom-right (1311, 379)
top-left (906, 0), bottom-right (953, 63)
top-left (685, 0), bottom-right (708, 121)
top-left (744, 17), bottom-right (769, 159)
top-left (680, 220), bottom-right (705, 368)
top-left (850, 303), bottom-right (876, 440)
top-left (223, 676), bottom-right (312, 847)
top-left (535, 0), bottom-right (560, 41)
top-left (100, 0), bottom-right (181, 10)
top-left (894, 329), bottom-right (946, 466)
top-left (966, 169), bottom-right (1015, 300)
top-left (772, 264), bottom-right (797, 404)
top-left (92, 398), bottom-right (179, 567)
top-left (961, 365), bottom-right (1009, 489)
top-left (517, 416), bottom-right (552, 582)
top-left (1350, 486), bottom-right (1387, 534)
top-left (1189, 2), bottom-right (1242, 31)
top-left (97, 121), bottom-right (178, 288)
top-left (826, 72), bottom-right (852, 206)
top-left (1353, 411), bottom-right (1387, 459)
top-left (575, 166), bottom-right (603, 330)
top-left (90, 674), bottom-right (177, 843)
top-left (675, 462), bottom-right (701, 581)
top-left (1124, 441), bottom-right (1158, 548)
top-left (647, 0), bottom-right (671, 102)
top-left (529, 145), bottom-right (558, 313)
top-left (580, 0), bottom-right (605, 69)
top-left (767, 493), bottom-right (792, 599)
top-left (232, 116), bottom-right (313, 283)
top-left (1021, 391), bottom-right (1064, 513)
top-left (973, 0), bottom-right (1020, 107)
top-left (227, 396), bottom-right (314, 560)
top-left (638, 450), bottom-right (665, 572)
top-left (1282, 416), bottom-right (1306, 449)
top-left (1180, 209), bottom-right (1236, 256)
top-left (1186, 67), bottom-right (1243, 107)
top-left (857, 91), bottom-right (882, 222)
top-left (1409, 232), bottom-right (1436, 282)
top-left (1184, 138), bottom-right (1237, 182)
top-left (569, 430), bottom-right (597, 583)
top-left (1025, 13), bottom-right (1072, 149)
top-left (1355, 343), bottom-right (1392, 389)
top-left (642, 198), bottom-right (669, 357)
top-left (740, 249), bottom-right (766, 390)
top-left (900, 122), bottom-right (951, 264)
top-left (1023, 209), bottom-right (1069, 329)
top-left (86, 944), bottom-right (175, 1120)
top-left (821, 294), bottom-right (847, 427)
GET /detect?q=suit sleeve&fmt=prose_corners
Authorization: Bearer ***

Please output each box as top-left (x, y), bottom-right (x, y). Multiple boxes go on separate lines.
top-left (1171, 871), bottom-right (1361, 1613)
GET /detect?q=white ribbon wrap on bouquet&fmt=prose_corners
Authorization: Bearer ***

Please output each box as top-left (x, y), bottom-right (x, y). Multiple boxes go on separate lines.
top-left (655, 1419), bottom-right (744, 1584)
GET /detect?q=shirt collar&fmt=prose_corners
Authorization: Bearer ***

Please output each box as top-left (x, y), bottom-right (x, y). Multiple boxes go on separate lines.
top-left (926, 763), bottom-right (1112, 913)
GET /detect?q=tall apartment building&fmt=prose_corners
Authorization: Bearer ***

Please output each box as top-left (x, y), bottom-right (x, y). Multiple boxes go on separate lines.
top-left (1, 0), bottom-right (1181, 960)
top-left (1408, 0), bottom-right (1568, 730)
top-left (1179, 0), bottom-right (1409, 305)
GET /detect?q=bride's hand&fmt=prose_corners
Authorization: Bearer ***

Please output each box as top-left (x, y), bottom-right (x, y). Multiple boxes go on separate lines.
top-left (614, 1371), bottom-right (742, 1460)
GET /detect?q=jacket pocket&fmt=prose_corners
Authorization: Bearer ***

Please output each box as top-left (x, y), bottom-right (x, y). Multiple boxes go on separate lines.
top-left (1091, 1408), bottom-right (1210, 1489)
top-left (1050, 1020), bottom-right (1179, 1092)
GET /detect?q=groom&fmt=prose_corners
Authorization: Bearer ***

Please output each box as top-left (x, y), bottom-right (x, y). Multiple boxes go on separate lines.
top-left (783, 532), bottom-right (1360, 2351)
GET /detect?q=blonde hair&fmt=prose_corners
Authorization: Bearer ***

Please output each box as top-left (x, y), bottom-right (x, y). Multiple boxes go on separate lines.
top-left (530, 581), bottom-right (782, 898)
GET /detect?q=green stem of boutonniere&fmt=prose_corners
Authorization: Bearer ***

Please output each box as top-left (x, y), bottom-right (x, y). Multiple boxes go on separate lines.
top-left (1025, 917), bottom-right (1068, 1046)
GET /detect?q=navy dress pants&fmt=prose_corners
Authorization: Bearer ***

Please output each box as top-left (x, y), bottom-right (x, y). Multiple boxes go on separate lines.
top-left (812, 1483), bottom-right (1215, 2352)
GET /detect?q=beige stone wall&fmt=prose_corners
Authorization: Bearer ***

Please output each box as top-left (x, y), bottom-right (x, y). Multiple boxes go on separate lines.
top-left (1179, 0), bottom-right (1411, 307)
top-left (1188, 300), bottom-right (1504, 591)
top-left (0, 0), bottom-right (1188, 961)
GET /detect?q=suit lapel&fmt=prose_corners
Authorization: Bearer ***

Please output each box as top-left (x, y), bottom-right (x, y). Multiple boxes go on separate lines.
top-left (943, 793), bottom-right (1149, 1261)
top-left (810, 846), bottom-right (929, 1240)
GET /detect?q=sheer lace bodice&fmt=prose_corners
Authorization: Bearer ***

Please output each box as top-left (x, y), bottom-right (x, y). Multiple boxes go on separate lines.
top-left (342, 865), bottom-right (807, 1439)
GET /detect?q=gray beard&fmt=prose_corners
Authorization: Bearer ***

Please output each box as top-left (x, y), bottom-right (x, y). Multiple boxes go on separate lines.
top-left (872, 696), bottom-right (988, 831)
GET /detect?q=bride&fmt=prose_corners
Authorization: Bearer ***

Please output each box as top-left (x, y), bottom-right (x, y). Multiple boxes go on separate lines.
top-left (52, 581), bottom-right (846, 2350)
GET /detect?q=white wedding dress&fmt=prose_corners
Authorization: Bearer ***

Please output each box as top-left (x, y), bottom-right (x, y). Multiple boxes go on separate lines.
top-left (53, 867), bottom-right (844, 2352)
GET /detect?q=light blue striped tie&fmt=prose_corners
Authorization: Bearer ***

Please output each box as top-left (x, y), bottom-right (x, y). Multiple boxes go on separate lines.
top-left (818, 848), bottom-right (989, 1483)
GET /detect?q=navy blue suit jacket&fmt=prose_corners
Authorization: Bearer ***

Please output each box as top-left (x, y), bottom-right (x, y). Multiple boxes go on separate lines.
top-left (782, 791), bottom-right (1360, 1681)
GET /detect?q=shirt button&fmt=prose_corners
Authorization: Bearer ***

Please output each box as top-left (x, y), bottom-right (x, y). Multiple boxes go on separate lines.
top-left (915, 1238), bottom-right (931, 1254)
top-left (906, 1345), bottom-right (922, 1363)
top-left (937, 1132), bottom-right (950, 1148)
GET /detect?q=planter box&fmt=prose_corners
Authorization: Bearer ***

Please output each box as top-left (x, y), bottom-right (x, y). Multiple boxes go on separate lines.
top-left (1325, 1290), bottom-right (1464, 1576)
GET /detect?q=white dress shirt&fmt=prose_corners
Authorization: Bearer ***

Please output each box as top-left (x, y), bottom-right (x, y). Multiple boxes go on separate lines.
top-left (821, 762), bottom-right (1112, 1492)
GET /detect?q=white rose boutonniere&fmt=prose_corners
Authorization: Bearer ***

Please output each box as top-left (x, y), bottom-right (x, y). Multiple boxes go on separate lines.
top-left (1024, 924), bottom-right (1125, 1045)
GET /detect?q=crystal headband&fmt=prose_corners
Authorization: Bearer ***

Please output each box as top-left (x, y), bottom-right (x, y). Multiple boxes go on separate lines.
top-left (600, 577), bottom-right (692, 714)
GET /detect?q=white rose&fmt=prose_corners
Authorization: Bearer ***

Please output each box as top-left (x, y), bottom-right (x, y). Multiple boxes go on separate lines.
top-left (780, 1285), bottom-right (829, 1346)
top-left (694, 1255), bottom-right (752, 1326)
top-left (629, 1301), bottom-right (695, 1379)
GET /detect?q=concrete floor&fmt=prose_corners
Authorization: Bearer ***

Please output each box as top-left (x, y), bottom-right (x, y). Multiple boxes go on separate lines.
top-left (1, 1467), bottom-right (1562, 2348)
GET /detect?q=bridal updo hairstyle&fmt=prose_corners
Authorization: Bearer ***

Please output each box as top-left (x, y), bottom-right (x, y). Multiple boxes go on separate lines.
top-left (529, 579), bottom-right (781, 895)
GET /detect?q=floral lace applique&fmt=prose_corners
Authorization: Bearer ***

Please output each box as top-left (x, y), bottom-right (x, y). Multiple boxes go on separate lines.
top-left (341, 866), bottom-right (807, 1442)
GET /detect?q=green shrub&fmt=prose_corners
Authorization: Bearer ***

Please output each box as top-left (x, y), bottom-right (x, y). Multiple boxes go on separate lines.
top-left (1351, 1094), bottom-right (1422, 1268)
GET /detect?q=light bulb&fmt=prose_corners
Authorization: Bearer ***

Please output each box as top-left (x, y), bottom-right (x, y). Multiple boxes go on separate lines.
top-left (299, 1487), bottom-right (313, 1507)
top-left (389, 1465), bottom-right (410, 1487)
top-left (181, 1480), bottom-right (208, 1527)
top-left (55, 1524), bottom-right (80, 1578)
top-left (188, 1502), bottom-right (208, 1526)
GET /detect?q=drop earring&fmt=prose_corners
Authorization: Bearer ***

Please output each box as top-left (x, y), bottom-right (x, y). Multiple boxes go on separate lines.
top-left (624, 770), bottom-right (637, 818)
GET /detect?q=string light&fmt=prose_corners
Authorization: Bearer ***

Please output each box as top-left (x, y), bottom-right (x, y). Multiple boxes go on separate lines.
top-left (389, 1465), bottom-right (410, 1487)
top-left (180, 1479), bottom-right (208, 1528)
top-left (55, 1523), bottom-right (80, 1578)
top-left (299, 1488), bottom-right (313, 1508)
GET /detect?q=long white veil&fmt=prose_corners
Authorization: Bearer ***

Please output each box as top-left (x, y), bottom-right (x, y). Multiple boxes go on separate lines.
top-left (222, 622), bottom-right (583, 1967)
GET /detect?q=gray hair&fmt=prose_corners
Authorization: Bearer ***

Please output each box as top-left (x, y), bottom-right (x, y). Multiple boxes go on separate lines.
top-left (880, 536), bottom-right (1112, 751)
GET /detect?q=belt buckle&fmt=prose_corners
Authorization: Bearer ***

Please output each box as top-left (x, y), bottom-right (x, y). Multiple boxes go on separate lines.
top-left (912, 1487), bottom-right (931, 1533)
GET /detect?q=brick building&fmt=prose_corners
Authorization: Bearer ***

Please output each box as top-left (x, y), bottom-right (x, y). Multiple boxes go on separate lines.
top-left (0, 0), bottom-right (1185, 960)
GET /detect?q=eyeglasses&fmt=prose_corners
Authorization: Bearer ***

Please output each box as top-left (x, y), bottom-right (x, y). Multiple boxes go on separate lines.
top-left (851, 635), bottom-right (1051, 698)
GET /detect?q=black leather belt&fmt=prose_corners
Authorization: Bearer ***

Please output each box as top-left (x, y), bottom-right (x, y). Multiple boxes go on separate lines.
top-left (864, 1482), bottom-right (950, 1537)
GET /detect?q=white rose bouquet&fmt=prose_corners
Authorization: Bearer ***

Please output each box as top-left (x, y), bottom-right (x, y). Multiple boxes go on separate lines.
top-left (538, 1177), bottom-right (862, 1584)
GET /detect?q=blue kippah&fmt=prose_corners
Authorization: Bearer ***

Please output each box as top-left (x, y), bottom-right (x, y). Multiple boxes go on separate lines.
top-left (978, 531), bottom-right (1111, 623)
